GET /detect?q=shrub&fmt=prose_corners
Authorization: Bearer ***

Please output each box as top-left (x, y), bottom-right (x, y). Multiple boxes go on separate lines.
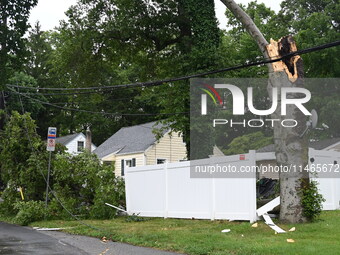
top-left (14, 200), bottom-right (47, 225)
top-left (90, 172), bottom-right (125, 219)
top-left (301, 180), bottom-right (325, 221)
top-left (0, 112), bottom-right (65, 216)
top-left (0, 183), bottom-right (21, 215)
top-left (52, 152), bottom-right (125, 219)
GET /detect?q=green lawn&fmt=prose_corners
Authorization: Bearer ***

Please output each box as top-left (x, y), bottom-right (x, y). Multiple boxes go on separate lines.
top-left (25, 211), bottom-right (340, 255)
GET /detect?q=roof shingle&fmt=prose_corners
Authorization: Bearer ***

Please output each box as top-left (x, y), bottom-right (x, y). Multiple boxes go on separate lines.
top-left (94, 121), bottom-right (167, 158)
top-left (56, 133), bottom-right (83, 146)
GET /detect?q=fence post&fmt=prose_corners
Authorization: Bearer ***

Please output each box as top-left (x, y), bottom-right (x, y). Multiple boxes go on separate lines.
top-left (125, 168), bottom-right (131, 215)
top-left (249, 150), bottom-right (257, 223)
top-left (164, 162), bottom-right (168, 218)
top-left (211, 177), bottom-right (216, 221)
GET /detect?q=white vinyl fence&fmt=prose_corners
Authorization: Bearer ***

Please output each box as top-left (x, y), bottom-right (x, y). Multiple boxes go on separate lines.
top-left (309, 148), bottom-right (340, 210)
top-left (125, 149), bottom-right (340, 223)
top-left (125, 151), bottom-right (257, 222)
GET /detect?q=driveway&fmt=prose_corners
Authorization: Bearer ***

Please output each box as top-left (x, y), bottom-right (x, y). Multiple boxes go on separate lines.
top-left (0, 222), bottom-right (185, 255)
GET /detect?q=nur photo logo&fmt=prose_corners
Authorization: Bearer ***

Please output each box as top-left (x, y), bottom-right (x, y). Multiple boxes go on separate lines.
top-left (200, 83), bottom-right (312, 128)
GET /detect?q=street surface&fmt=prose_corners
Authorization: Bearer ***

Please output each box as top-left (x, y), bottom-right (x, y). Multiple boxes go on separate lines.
top-left (0, 222), bottom-right (185, 255)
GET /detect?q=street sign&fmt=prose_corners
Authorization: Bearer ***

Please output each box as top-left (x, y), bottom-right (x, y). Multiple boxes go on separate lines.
top-left (47, 127), bottom-right (57, 151)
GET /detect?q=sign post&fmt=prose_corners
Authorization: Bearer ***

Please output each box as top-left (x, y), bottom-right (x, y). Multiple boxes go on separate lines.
top-left (46, 127), bottom-right (57, 207)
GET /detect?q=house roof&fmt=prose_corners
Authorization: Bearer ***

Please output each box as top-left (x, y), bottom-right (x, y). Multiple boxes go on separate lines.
top-left (94, 121), bottom-right (167, 159)
top-left (56, 133), bottom-right (83, 146)
top-left (310, 137), bottom-right (340, 150)
top-left (257, 137), bottom-right (340, 153)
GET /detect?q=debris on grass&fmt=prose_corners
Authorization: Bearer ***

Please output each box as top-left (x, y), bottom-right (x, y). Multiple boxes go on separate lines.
top-left (289, 227), bottom-right (296, 232)
top-left (221, 229), bottom-right (231, 233)
top-left (33, 227), bottom-right (73, 231)
top-left (287, 239), bottom-right (295, 243)
top-left (257, 197), bottom-right (286, 234)
top-left (251, 223), bottom-right (258, 228)
top-left (263, 213), bottom-right (286, 233)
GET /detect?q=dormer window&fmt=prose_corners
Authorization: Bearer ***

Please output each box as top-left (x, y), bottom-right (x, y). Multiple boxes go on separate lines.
top-left (77, 141), bottom-right (84, 152)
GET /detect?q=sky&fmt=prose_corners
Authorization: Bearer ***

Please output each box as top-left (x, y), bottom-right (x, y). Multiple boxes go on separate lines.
top-left (28, 0), bottom-right (282, 31)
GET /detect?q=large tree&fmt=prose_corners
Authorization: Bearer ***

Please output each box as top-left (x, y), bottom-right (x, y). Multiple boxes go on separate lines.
top-left (37, 0), bottom-right (221, 152)
top-left (221, 0), bottom-right (309, 223)
top-left (279, 0), bottom-right (340, 139)
top-left (0, 0), bottom-right (38, 127)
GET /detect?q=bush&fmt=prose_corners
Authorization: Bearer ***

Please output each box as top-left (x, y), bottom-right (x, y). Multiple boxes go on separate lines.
top-left (14, 201), bottom-right (47, 225)
top-left (51, 152), bottom-right (125, 219)
top-left (0, 113), bottom-right (126, 221)
top-left (90, 172), bottom-right (125, 219)
top-left (301, 180), bottom-right (325, 221)
top-left (0, 112), bottom-right (65, 216)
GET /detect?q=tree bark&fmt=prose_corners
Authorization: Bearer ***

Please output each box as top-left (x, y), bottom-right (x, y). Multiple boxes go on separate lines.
top-left (220, 0), bottom-right (309, 223)
top-left (267, 37), bottom-right (309, 223)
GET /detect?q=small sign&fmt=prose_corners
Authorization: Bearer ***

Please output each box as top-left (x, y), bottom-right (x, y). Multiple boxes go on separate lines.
top-left (239, 154), bottom-right (245, 160)
top-left (47, 127), bottom-right (57, 151)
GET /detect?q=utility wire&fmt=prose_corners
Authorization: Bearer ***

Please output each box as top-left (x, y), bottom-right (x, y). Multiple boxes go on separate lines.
top-left (9, 88), bottom-right (189, 117)
top-left (15, 88), bottom-right (112, 235)
top-left (6, 40), bottom-right (340, 92)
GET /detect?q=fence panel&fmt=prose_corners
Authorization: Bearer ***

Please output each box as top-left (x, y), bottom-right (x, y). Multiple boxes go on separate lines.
top-left (125, 152), bottom-right (257, 222)
top-left (309, 148), bottom-right (340, 210)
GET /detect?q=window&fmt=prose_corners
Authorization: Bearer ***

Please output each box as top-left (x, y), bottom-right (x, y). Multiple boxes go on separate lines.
top-left (125, 158), bottom-right (136, 167)
top-left (157, 159), bottom-right (166, 164)
top-left (103, 161), bottom-right (113, 166)
top-left (77, 141), bottom-right (84, 152)
top-left (121, 158), bottom-right (136, 176)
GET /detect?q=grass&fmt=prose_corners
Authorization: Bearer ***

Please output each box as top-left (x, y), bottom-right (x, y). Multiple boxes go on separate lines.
top-left (22, 211), bottom-right (340, 255)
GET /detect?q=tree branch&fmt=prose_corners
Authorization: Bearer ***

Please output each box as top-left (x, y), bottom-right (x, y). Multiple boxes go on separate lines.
top-left (220, 0), bottom-right (269, 59)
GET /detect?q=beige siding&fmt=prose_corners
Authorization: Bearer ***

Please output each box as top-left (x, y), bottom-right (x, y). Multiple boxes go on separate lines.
top-left (114, 152), bottom-right (145, 177)
top-left (145, 131), bottom-right (187, 165)
top-left (102, 153), bottom-right (116, 162)
top-left (101, 131), bottom-right (186, 176)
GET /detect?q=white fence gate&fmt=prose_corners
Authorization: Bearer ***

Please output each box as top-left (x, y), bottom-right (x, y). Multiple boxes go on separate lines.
top-left (125, 151), bottom-right (257, 222)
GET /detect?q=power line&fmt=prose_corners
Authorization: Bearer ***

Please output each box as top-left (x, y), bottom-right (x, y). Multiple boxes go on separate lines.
top-left (6, 40), bottom-right (340, 93)
top-left (7, 90), bottom-right (154, 103)
top-left (9, 88), bottom-right (189, 117)
top-left (15, 90), bottom-right (113, 235)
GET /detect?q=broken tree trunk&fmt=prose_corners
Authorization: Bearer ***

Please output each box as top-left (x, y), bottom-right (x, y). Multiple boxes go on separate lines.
top-left (267, 36), bottom-right (309, 223)
top-left (220, 0), bottom-right (309, 223)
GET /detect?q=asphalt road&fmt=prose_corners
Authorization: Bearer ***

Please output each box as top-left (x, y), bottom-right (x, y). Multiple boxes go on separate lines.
top-left (0, 222), bottom-right (185, 255)
top-left (0, 222), bottom-right (86, 255)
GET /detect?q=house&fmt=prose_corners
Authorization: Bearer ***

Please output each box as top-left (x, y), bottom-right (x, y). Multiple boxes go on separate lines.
top-left (257, 137), bottom-right (340, 179)
top-left (210, 146), bottom-right (225, 157)
top-left (93, 121), bottom-right (187, 177)
top-left (56, 132), bottom-right (97, 155)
